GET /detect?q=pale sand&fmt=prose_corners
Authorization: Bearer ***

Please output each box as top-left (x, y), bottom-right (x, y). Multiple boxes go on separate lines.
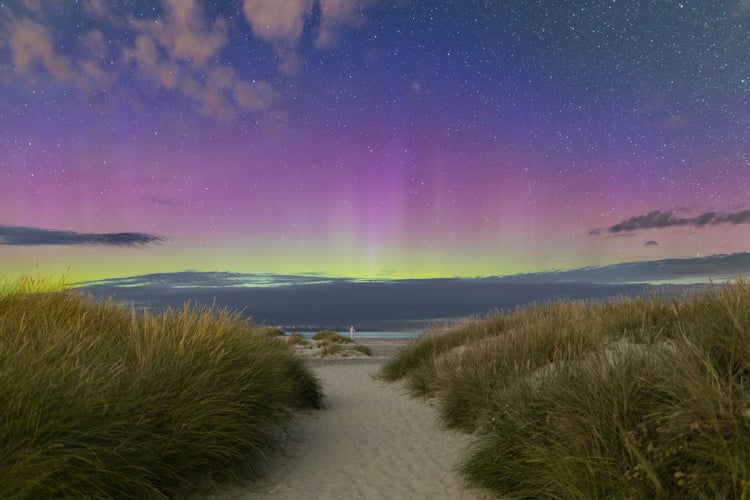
top-left (207, 344), bottom-right (487, 499)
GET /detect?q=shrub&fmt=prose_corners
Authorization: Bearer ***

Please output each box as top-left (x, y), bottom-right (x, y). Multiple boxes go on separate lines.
top-left (378, 314), bottom-right (506, 393)
top-left (312, 330), bottom-right (352, 344)
top-left (0, 279), bottom-right (323, 498)
top-left (381, 279), bottom-right (750, 498)
top-left (287, 332), bottom-right (309, 346)
top-left (316, 341), bottom-right (371, 357)
top-left (318, 343), bottom-right (344, 356)
top-left (352, 344), bottom-right (372, 356)
top-left (255, 326), bottom-right (287, 338)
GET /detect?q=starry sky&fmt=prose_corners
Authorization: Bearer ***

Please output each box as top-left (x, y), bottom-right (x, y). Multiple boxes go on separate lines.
top-left (1, 0), bottom-right (749, 285)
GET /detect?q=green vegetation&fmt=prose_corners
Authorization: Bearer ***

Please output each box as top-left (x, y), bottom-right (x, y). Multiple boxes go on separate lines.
top-left (0, 276), bottom-right (323, 499)
top-left (306, 330), bottom-right (371, 357)
top-left (351, 344), bottom-right (372, 356)
top-left (318, 343), bottom-right (344, 357)
top-left (256, 326), bottom-right (286, 338)
top-left (317, 342), bottom-right (371, 357)
top-left (312, 330), bottom-right (353, 344)
top-left (287, 332), bottom-right (310, 346)
top-left (380, 280), bottom-right (750, 499)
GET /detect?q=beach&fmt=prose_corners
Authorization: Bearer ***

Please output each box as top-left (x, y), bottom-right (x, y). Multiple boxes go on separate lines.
top-left (206, 339), bottom-right (486, 499)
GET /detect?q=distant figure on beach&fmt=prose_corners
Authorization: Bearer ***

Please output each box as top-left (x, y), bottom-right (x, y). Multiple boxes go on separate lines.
top-left (349, 325), bottom-right (356, 339)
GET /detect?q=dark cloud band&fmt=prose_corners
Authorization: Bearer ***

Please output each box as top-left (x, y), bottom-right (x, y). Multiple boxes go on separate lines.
top-left (591, 209), bottom-right (750, 235)
top-left (0, 225), bottom-right (164, 247)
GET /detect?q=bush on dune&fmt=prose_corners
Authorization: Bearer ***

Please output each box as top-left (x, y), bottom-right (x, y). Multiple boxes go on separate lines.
top-left (256, 326), bottom-right (287, 338)
top-left (434, 301), bottom-right (600, 432)
top-left (311, 330), bottom-right (352, 344)
top-left (377, 315), bottom-right (506, 393)
top-left (352, 344), bottom-right (372, 356)
top-left (381, 279), bottom-right (750, 499)
top-left (287, 332), bottom-right (310, 346)
top-left (0, 277), bottom-right (323, 499)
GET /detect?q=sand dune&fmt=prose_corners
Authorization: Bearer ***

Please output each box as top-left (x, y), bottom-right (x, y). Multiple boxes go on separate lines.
top-left (207, 353), bottom-right (485, 499)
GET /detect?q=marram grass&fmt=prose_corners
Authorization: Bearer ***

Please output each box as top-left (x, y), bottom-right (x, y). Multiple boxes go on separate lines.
top-left (311, 330), bottom-right (353, 344)
top-left (0, 278), bottom-right (323, 499)
top-left (381, 279), bottom-right (750, 499)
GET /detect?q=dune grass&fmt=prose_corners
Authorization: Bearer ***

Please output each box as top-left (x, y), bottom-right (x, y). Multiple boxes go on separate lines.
top-left (317, 343), bottom-right (372, 357)
top-left (311, 330), bottom-right (372, 356)
top-left (380, 279), bottom-right (750, 498)
top-left (0, 276), bottom-right (323, 499)
top-left (256, 326), bottom-right (287, 338)
top-left (351, 344), bottom-right (373, 356)
top-left (311, 330), bottom-right (353, 344)
top-left (287, 332), bottom-right (310, 346)
top-left (377, 315), bottom-right (506, 395)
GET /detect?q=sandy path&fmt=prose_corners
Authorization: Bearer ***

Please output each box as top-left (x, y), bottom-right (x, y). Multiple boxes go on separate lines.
top-left (209, 359), bottom-right (483, 499)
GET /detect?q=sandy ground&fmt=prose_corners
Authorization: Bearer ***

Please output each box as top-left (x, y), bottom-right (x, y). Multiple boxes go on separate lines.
top-left (288, 337), bottom-right (415, 360)
top-left (206, 339), bottom-right (487, 499)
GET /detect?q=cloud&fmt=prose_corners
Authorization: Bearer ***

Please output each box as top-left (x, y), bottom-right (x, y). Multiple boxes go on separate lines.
top-left (75, 29), bottom-right (116, 91)
top-left (1, 1), bottom-right (382, 120)
top-left (0, 225), bottom-right (164, 247)
top-left (645, 240), bottom-right (658, 246)
top-left (1, 2), bottom-right (278, 122)
top-left (234, 79), bottom-right (279, 111)
top-left (81, 271), bottom-right (348, 289)
top-left (146, 0), bottom-right (229, 68)
top-left (242, 0), bottom-right (313, 46)
top-left (122, 1), bottom-right (279, 121)
top-left (81, 0), bottom-right (110, 18)
top-left (8, 17), bottom-right (73, 83)
top-left (242, 0), bottom-right (313, 74)
top-left (2, 12), bottom-right (115, 93)
top-left (315, 0), bottom-right (372, 49)
top-left (591, 209), bottom-right (750, 236)
top-left (241, 0), bottom-right (383, 73)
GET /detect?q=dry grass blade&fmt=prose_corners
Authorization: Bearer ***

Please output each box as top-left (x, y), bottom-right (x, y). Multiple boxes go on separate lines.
top-left (0, 277), bottom-right (323, 498)
top-left (380, 278), bottom-right (750, 499)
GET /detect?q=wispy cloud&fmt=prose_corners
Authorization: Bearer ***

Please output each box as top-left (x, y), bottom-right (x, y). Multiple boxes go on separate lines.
top-left (591, 209), bottom-right (750, 236)
top-left (0, 225), bottom-right (164, 247)
top-left (315, 0), bottom-right (376, 49)
top-left (123, 0), bottom-right (278, 121)
top-left (241, 0), bottom-right (384, 73)
top-left (1, 0), bottom-right (382, 120)
top-left (1, 1), bottom-right (278, 122)
top-left (8, 17), bottom-right (73, 83)
top-left (80, 271), bottom-right (348, 288)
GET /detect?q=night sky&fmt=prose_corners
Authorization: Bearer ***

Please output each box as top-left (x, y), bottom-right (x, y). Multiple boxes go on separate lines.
top-left (1, 0), bottom-right (749, 284)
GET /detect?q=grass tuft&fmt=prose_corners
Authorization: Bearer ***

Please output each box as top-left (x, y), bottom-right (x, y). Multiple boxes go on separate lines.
top-left (380, 278), bottom-right (750, 498)
top-left (0, 278), bottom-right (323, 498)
top-left (256, 326), bottom-right (287, 338)
top-left (312, 330), bottom-right (353, 344)
top-left (352, 344), bottom-right (372, 356)
top-left (287, 332), bottom-right (310, 346)
top-left (378, 314), bottom-right (506, 392)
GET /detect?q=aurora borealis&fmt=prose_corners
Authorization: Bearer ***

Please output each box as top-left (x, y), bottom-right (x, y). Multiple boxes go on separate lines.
top-left (1, 1), bottom-right (749, 284)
